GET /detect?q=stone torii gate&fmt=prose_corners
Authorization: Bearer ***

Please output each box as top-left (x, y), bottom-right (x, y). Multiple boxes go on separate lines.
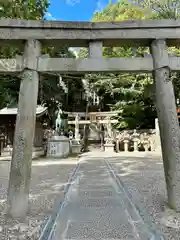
top-left (1, 19), bottom-right (180, 217)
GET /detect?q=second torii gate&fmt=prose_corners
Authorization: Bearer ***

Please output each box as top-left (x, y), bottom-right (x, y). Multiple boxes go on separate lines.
top-left (67, 111), bottom-right (118, 125)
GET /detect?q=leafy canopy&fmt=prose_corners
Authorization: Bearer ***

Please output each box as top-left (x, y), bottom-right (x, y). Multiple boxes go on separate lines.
top-left (0, 0), bottom-right (86, 124)
top-left (79, 0), bottom-right (157, 129)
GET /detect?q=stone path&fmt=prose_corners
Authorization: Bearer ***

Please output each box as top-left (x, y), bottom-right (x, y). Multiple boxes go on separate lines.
top-left (40, 157), bottom-right (164, 240)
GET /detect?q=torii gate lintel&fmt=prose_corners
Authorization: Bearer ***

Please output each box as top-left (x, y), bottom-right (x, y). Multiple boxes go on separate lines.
top-left (0, 19), bottom-right (180, 216)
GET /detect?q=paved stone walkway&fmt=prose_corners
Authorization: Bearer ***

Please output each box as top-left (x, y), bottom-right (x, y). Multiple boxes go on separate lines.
top-left (40, 157), bottom-right (164, 240)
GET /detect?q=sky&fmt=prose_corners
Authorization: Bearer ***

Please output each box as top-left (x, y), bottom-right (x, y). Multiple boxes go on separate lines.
top-left (45, 0), bottom-right (117, 21)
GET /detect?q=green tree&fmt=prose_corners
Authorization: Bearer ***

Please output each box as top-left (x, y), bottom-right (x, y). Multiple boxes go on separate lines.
top-left (93, 0), bottom-right (153, 21)
top-left (136, 0), bottom-right (180, 101)
top-left (0, 0), bottom-right (50, 109)
top-left (0, 0), bottom-right (50, 19)
top-left (137, 0), bottom-right (180, 19)
top-left (0, 0), bottom-right (85, 123)
top-left (80, 0), bottom-right (180, 129)
top-left (79, 0), bottom-right (157, 129)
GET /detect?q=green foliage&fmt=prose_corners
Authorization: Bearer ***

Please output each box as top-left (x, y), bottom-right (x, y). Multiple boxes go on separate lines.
top-left (0, 0), bottom-right (50, 109)
top-left (137, 0), bottom-right (180, 19)
top-left (79, 0), bottom-right (157, 129)
top-left (1, 0), bottom-right (180, 130)
top-left (78, 0), bottom-right (180, 129)
top-left (0, 0), bottom-right (86, 124)
top-left (0, 0), bottom-right (50, 19)
top-left (93, 0), bottom-right (153, 21)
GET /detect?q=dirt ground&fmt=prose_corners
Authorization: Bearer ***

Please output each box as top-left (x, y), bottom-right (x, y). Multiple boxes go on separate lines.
top-left (0, 154), bottom-right (180, 240)
top-left (0, 158), bottom-right (78, 240)
top-left (110, 155), bottom-right (180, 240)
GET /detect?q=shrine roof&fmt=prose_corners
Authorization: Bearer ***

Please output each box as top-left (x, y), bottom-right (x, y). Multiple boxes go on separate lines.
top-left (0, 105), bottom-right (47, 117)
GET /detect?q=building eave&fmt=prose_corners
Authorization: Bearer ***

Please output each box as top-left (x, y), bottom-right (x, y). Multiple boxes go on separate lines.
top-left (0, 105), bottom-right (47, 117)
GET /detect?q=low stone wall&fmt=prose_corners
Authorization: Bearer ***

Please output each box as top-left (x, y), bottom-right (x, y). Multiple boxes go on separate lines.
top-left (0, 146), bottom-right (45, 159)
top-left (114, 128), bottom-right (160, 152)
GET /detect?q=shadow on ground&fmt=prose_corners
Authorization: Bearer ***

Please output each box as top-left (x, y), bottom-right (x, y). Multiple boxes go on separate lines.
top-left (0, 158), bottom-right (77, 239)
top-left (109, 156), bottom-right (180, 239)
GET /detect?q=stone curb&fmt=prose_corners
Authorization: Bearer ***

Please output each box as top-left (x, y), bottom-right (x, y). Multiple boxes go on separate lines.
top-left (105, 159), bottom-right (165, 240)
top-left (38, 159), bottom-right (81, 240)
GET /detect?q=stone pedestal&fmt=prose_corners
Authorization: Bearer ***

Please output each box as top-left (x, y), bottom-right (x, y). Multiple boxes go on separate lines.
top-left (123, 140), bottom-right (129, 152)
top-left (71, 144), bottom-right (81, 154)
top-left (133, 139), bottom-right (139, 152)
top-left (32, 147), bottom-right (44, 158)
top-left (75, 132), bottom-right (81, 144)
top-left (1, 146), bottom-right (44, 158)
top-left (116, 139), bottom-right (120, 153)
top-left (104, 143), bottom-right (114, 153)
top-left (1, 146), bottom-right (12, 157)
top-left (47, 135), bottom-right (70, 158)
top-left (70, 139), bottom-right (81, 154)
top-left (143, 140), bottom-right (149, 152)
top-left (132, 130), bottom-right (139, 152)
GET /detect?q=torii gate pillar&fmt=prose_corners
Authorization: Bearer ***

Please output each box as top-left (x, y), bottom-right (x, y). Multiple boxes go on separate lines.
top-left (6, 40), bottom-right (41, 218)
top-left (151, 39), bottom-right (180, 211)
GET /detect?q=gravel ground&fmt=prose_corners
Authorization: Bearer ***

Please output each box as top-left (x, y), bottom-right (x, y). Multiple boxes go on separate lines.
top-left (0, 153), bottom-right (179, 239)
top-left (0, 158), bottom-right (78, 240)
top-left (109, 155), bottom-right (180, 240)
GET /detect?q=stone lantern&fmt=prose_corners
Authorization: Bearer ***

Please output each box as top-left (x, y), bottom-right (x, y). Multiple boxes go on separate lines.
top-left (132, 130), bottom-right (139, 152)
top-left (123, 131), bottom-right (130, 152)
top-left (143, 133), bottom-right (149, 152)
top-left (104, 117), bottom-right (115, 152)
